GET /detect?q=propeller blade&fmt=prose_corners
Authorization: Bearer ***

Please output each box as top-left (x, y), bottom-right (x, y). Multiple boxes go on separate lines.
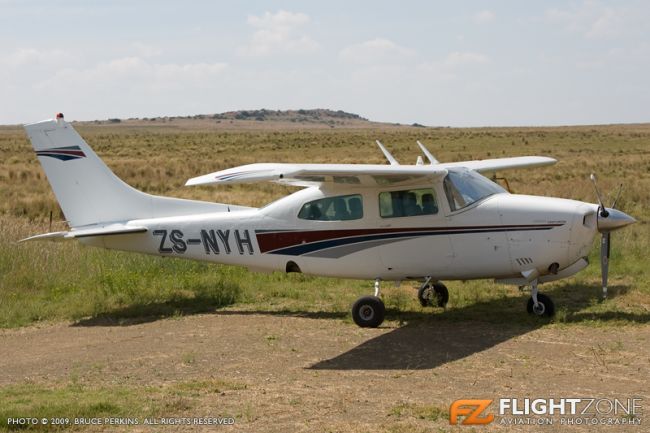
top-left (600, 232), bottom-right (610, 299)
top-left (611, 184), bottom-right (623, 209)
top-left (590, 173), bottom-right (609, 217)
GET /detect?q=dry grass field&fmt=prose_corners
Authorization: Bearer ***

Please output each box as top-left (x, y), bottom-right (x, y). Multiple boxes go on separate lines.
top-left (0, 114), bottom-right (649, 432)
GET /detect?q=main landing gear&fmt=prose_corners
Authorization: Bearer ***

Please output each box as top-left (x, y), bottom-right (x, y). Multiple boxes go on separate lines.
top-left (526, 278), bottom-right (555, 317)
top-left (351, 278), bottom-right (452, 328)
top-left (417, 277), bottom-right (449, 308)
top-left (351, 279), bottom-right (385, 328)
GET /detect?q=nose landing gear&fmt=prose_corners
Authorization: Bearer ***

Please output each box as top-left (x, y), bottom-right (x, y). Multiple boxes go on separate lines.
top-left (526, 278), bottom-right (555, 317)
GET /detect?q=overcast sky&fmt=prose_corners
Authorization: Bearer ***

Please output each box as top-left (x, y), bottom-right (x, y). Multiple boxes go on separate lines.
top-left (1, 0), bottom-right (648, 126)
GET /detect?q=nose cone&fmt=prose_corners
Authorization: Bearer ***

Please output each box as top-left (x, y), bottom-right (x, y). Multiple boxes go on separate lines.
top-left (598, 208), bottom-right (637, 232)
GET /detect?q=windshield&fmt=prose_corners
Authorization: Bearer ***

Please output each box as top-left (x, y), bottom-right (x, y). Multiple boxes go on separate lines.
top-left (443, 169), bottom-right (506, 211)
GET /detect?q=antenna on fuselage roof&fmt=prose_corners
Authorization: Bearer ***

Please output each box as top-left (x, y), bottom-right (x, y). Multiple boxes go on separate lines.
top-left (417, 140), bottom-right (439, 165)
top-left (375, 140), bottom-right (399, 165)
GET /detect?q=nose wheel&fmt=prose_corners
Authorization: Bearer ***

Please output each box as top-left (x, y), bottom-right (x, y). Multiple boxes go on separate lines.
top-left (526, 279), bottom-right (555, 317)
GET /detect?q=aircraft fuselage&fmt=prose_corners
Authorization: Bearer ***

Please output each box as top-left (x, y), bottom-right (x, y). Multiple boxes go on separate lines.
top-left (82, 187), bottom-right (598, 283)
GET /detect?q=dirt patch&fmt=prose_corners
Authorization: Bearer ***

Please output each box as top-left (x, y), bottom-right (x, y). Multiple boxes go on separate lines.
top-left (1, 313), bottom-right (648, 432)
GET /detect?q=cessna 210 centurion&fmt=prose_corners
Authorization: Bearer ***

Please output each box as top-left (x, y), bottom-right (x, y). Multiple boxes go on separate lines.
top-left (22, 114), bottom-right (636, 327)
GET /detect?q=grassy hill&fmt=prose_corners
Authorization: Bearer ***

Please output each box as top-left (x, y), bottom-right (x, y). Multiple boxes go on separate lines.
top-left (76, 108), bottom-right (395, 130)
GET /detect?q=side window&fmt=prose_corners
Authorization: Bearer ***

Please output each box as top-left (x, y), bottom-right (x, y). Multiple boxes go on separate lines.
top-left (379, 188), bottom-right (438, 218)
top-left (298, 194), bottom-right (363, 221)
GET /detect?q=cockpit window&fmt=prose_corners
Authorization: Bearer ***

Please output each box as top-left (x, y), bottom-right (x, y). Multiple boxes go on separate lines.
top-left (379, 188), bottom-right (438, 218)
top-left (443, 169), bottom-right (506, 211)
top-left (298, 194), bottom-right (363, 221)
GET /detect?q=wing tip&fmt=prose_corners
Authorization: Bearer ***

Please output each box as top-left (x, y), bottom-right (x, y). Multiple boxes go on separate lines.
top-left (185, 176), bottom-right (213, 186)
top-left (539, 156), bottom-right (558, 165)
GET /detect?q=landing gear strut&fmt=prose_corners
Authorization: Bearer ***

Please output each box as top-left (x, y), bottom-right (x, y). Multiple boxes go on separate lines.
top-left (351, 278), bottom-right (385, 328)
top-left (417, 277), bottom-right (449, 308)
top-left (526, 278), bottom-right (555, 317)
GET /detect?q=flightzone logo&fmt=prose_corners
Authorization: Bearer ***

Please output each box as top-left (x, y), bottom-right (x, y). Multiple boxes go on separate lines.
top-left (449, 400), bottom-right (494, 425)
top-left (450, 397), bottom-right (642, 426)
top-left (35, 145), bottom-right (86, 161)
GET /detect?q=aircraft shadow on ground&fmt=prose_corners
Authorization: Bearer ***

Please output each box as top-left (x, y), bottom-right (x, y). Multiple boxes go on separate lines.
top-left (310, 283), bottom-right (650, 370)
top-left (72, 282), bottom-right (649, 370)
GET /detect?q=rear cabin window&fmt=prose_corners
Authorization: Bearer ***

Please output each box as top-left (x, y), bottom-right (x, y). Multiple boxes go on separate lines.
top-left (298, 194), bottom-right (363, 221)
top-left (379, 188), bottom-right (438, 218)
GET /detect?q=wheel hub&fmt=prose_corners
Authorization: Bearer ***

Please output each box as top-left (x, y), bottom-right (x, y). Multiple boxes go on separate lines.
top-left (532, 302), bottom-right (546, 315)
top-left (360, 305), bottom-right (375, 321)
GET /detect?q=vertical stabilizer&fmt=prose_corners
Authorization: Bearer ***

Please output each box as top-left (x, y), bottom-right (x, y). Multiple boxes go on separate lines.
top-left (24, 115), bottom-right (248, 227)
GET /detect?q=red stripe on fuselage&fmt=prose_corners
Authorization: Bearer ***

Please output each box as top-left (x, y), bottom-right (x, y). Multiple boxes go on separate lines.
top-left (255, 224), bottom-right (562, 254)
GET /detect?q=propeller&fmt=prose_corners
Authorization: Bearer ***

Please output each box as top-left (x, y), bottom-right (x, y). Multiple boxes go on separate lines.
top-left (589, 174), bottom-right (635, 299)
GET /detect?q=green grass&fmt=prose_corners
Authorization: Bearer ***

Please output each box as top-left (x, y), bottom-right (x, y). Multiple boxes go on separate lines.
top-left (388, 402), bottom-right (449, 422)
top-left (0, 379), bottom-right (243, 432)
top-left (0, 218), bottom-right (241, 327)
top-left (0, 382), bottom-right (159, 432)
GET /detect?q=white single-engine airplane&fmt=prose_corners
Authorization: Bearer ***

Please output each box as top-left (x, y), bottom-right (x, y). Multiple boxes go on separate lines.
top-left (22, 114), bottom-right (636, 327)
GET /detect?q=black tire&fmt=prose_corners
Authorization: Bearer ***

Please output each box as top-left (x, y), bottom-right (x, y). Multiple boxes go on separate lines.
top-left (433, 283), bottom-right (449, 308)
top-left (418, 282), bottom-right (449, 308)
top-left (417, 284), bottom-right (434, 307)
top-left (526, 293), bottom-right (555, 317)
top-left (352, 295), bottom-right (385, 328)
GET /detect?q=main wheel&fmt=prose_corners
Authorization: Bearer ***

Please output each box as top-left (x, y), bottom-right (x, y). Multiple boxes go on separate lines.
top-left (526, 293), bottom-right (555, 317)
top-left (352, 295), bottom-right (385, 328)
top-left (418, 282), bottom-right (449, 308)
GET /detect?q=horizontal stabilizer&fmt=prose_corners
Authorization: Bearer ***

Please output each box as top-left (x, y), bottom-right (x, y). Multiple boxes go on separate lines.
top-left (20, 224), bottom-right (147, 243)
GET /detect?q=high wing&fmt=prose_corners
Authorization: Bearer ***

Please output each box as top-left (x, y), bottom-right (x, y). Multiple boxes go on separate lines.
top-left (185, 141), bottom-right (556, 188)
top-left (186, 163), bottom-right (448, 188)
